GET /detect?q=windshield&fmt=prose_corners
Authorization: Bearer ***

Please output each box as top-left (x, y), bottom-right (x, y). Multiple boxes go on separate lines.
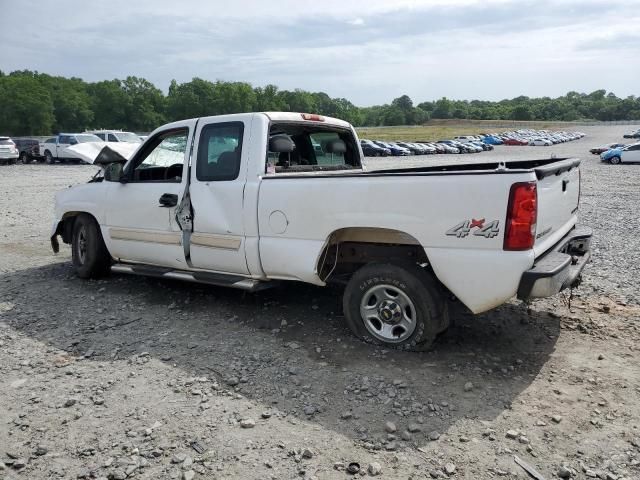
top-left (115, 132), bottom-right (143, 143)
top-left (76, 134), bottom-right (103, 143)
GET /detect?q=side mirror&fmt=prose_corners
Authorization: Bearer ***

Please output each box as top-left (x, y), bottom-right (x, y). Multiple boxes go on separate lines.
top-left (104, 162), bottom-right (124, 182)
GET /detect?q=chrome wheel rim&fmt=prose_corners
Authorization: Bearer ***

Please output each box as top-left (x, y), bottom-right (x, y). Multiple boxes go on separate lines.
top-left (359, 284), bottom-right (417, 343)
top-left (76, 226), bottom-right (87, 264)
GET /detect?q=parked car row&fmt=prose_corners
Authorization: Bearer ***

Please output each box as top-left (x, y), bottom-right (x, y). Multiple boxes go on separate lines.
top-left (359, 128), bottom-right (585, 158)
top-left (0, 130), bottom-right (144, 165)
top-left (494, 129), bottom-right (585, 146)
top-left (360, 138), bottom-right (492, 156)
top-left (622, 129), bottom-right (640, 139)
top-left (600, 142), bottom-right (640, 164)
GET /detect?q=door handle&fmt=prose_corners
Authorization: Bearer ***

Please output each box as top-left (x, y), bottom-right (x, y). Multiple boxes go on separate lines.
top-left (159, 193), bottom-right (178, 207)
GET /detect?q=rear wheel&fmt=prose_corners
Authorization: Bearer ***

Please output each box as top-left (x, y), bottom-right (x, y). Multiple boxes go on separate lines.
top-left (343, 263), bottom-right (448, 351)
top-left (609, 156), bottom-right (621, 165)
top-left (71, 214), bottom-right (111, 279)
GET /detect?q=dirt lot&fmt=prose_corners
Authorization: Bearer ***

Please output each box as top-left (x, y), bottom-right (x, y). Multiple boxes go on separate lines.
top-left (1, 125), bottom-right (639, 480)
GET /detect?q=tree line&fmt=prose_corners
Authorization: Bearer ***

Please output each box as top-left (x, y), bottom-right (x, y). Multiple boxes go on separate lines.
top-left (0, 70), bottom-right (638, 136)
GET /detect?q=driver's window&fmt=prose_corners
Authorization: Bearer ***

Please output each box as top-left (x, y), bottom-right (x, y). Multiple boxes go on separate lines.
top-left (132, 129), bottom-right (187, 182)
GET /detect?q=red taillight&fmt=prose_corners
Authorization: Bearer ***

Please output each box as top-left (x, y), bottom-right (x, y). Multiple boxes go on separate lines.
top-left (301, 113), bottom-right (325, 122)
top-left (504, 182), bottom-right (537, 251)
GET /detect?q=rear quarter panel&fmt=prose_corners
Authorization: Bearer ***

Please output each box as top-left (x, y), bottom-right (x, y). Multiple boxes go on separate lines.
top-left (257, 171), bottom-right (537, 313)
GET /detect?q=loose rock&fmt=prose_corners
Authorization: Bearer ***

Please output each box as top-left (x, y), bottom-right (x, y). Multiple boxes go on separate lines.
top-left (385, 421), bottom-right (397, 433)
top-left (240, 418), bottom-right (256, 428)
top-left (368, 462), bottom-right (382, 476)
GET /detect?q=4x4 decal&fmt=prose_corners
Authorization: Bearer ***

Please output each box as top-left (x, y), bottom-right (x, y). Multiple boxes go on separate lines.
top-left (446, 218), bottom-right (500, 238)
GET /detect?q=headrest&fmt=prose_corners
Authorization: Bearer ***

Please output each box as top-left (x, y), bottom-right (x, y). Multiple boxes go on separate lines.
top-left (324, 139), bottom-right (347, 154)
top-left (269, 135), bottom-right (295, 153)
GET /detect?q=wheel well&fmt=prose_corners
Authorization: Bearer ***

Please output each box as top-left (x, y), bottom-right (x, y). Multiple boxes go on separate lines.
top-left (317, 228), bottom-right (429, 283)
top-left (56, 212), bottom-right (99, 244)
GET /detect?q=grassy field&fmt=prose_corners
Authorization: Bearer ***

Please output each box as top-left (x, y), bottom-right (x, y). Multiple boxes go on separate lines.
top-left (356, 119), bottom-right (587, 142)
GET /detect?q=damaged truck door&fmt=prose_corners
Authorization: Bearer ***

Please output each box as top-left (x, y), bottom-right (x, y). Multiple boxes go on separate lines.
top-left (187, 120), bottom-right (250, 275)
top-left (102, 120), bottom-right (196, 269)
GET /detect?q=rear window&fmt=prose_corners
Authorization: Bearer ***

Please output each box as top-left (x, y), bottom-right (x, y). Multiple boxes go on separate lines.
top-left (267, 123), bottom-right (360, 174)
top-left (0, 139), bottom-right (14, 145)
top-left (76, 134), bottom-right (102, 143)
top-left (114, 132), bottom-right (142, 143)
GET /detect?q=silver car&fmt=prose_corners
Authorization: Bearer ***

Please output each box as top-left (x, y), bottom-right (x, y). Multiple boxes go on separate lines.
top-left (0, 137), bottom-right (19, 165)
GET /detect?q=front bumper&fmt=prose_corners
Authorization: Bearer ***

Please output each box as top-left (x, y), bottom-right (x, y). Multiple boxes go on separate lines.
top-left (517, 225), bottom-right (592, 300)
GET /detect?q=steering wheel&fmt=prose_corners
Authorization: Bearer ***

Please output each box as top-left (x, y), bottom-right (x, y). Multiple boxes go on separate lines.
top-left (164, 163), bottom-right (183, 181)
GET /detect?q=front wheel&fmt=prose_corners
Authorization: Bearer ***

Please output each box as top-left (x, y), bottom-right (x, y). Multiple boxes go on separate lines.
top-left (609, 156), bottom-right (621, 165)
top-left (343, 263), bottom-right (448, 351)
top-left (44, 151), bottom-right (54, 164)
top-left (71, 214), bottom-right (112, 279)
top-left (20, 152), bottom-right (30, 164)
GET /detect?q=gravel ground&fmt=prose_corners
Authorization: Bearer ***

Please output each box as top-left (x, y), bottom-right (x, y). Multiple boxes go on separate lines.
top-left (1, 124), bottom-right (639, 480)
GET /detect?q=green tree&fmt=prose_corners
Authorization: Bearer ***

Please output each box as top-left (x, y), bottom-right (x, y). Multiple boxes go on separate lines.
top-left (87, 80), bottom-right (131, 128)
top-left (47, 77), bottom-right (94, 131)
top-left (166, 77), bottom-right (219, 120)
top-left (121, 76), bottom-right (166, 131)
top-left (432, 97), bottom-right (452, 119)
top-left (278, 89), bottom-right (318, 113)
top-left (511, 105), bottom-right (533, 121)
top-left (0, 75), bottom-right (55, 135)
top-left (254, 84), bottom-right (286, 111)
top-left (391, 94), bottom-right (413, 111)
top-left (382, 106), bottom-right (405, 126)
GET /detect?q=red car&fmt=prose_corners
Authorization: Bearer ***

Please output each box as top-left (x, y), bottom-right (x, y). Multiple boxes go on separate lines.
top-left (503, 137), bottom-right (528, 146)
top-left (590, 143), bottom-right (626, 155)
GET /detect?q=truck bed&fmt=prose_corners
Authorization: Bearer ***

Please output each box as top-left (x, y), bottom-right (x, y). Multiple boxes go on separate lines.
top-left (272, 157), bottom-right (579, 178)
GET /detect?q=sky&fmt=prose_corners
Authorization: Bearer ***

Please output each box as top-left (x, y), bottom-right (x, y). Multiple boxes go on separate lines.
top-left (0, 0), bottom-right (638, 106)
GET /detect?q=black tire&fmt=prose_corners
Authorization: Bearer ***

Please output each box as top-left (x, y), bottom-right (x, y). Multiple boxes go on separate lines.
top-left (44, 150), bottom-right (54, 164)
top-left (71, 214), bottom-right (111, 279)
top-left (609, 156), bottom-right (621, 165)
top-left (343, 263), bottom-right (448, 351)
top-left (20, 152), bottom-right (30, 164)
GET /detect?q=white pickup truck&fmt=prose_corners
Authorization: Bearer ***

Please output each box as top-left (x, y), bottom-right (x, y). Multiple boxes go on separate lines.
top-left (51, 112), bottom-right (592, 351)
top-left (40, 133), bottom-right (104, 164)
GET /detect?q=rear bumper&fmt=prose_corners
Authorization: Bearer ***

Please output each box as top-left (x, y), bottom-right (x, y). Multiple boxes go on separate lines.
top-left (517, 225), bottom-right (592, 300)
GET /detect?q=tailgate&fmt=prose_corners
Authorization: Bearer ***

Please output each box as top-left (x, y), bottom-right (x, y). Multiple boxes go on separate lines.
top-left (533, 159), bottom-right (581, 257)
